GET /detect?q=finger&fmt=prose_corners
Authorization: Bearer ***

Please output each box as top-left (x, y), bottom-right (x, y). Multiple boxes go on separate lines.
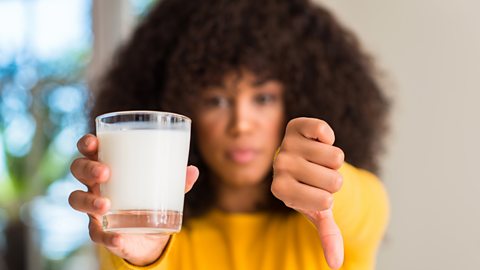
top-left (276, 154), bottom-right (343, 193)
top-left (281, 136), bottom-right (344, 169)
top-left (88, 216), bottom-right (122, 247)
top-left (184, 165), bottom-right (200, 193)
top-left (70, 158), bottom-right (110, 187)
top-left (69, 190), bottom-right (111, 215)
top-left (271, 173), bottom-right (333, 212)
top-left (315, 209), bottom-right (344, 270)
top-left (287, 118), bottom-right (335, 145)
top-left (77, 134), bottom-right (99, 160)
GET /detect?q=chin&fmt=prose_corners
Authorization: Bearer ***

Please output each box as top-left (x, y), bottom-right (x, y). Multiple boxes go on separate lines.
top-left (219, 166), bottom-right (270, 187)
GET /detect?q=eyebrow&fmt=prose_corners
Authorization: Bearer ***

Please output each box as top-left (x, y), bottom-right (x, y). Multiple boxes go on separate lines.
top-left (204, 76), bottom-right (278, 92)
top-left (252, 77), bottom-right (277, 87)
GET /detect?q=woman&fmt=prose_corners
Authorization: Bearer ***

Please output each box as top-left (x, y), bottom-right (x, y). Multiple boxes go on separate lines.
top-left (69, 0), bottom-right (390, 269)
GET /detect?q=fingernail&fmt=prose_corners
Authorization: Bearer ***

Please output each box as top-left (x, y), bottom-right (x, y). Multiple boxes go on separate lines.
top-left (94, 198), bottom-right (103, 209)
top-left (84, 137), bottom-right (91, 148)
top-left (93, 166), bottom-right (103, 178)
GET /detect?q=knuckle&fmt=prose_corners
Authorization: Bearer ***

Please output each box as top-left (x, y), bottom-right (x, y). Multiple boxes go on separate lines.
top-left (315, 120), bottom-right (335, 143)
top-left (82, 193), bottom-right (93, 209)
top-left (315, 119), bottom-right (328, 134)
top-left (272, 179), bottom-right (298, 208)
top-left (68, 191), bottom-right (77, 208)
top-left (76, 136), bottom-right (85, 151)
top-left (320, 194), bottom-right (333, 210)
top-left (271, 177), bottom-right (287, 199)
top-left (280, 138), bottom-right (292, 151)
top-left (284, 199), bottom-right (297, 209)
top-left (70, 158), bottom-right (82, 174)
top-left (332, 147), bottom-right (345, 168)
top-left (286, 119), bottom-right (296, 130)
top-left (331, 172), bottom-right (343, 192)
top-left (90, 163), bottom-right (105, 180)
top-left (316, 119), bottom-right (328, 128)
top-left (87, 161), bottom-right (97, 175)
top-left (281, 191), bottom-right (297, 209)
top-left (286, 118), bottom-right (304, 134)
top-left (78, 134), bottom-right (94, 151)
top-left (273, 154), bottom-right (290, 172)
top-left (270, 180), bottom-right (281, 198)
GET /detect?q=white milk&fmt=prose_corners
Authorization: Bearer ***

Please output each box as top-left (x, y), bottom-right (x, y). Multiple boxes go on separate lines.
top-left (97, 129), bottom-right (190, 212)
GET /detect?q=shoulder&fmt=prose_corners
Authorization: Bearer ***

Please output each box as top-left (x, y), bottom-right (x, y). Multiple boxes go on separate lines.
top-left (335, 163), bottom-right (390, 262)
top-left (338, 162), bottom-right (390, 212)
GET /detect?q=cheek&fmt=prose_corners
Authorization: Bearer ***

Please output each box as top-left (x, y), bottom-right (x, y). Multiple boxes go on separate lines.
top-left (261, 108), bottom-right (285, 144)
top-left (268, 123), bottom-right (284, 150)
top-left (194, 116), bottom-right (227, 154)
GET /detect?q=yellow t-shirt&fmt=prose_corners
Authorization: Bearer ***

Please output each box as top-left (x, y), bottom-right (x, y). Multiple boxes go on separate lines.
top-left (99, 163), bottom-right (389, 270)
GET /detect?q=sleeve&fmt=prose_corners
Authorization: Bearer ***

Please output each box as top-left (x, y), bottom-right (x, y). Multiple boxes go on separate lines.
top-left (333, 163), bottom-right (390, 267)
top-left (98, 235), bottom-right (176, 270)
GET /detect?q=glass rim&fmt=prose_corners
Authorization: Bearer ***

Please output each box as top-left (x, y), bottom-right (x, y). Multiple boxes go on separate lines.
top-left (95, 110), bottom-right (191, 123)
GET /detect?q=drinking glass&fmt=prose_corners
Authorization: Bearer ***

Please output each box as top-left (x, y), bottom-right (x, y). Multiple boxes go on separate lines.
top-left (96, 111), bottom-right (191, 234)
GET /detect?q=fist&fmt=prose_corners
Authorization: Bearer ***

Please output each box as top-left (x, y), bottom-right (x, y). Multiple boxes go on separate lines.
top-left (271, 117), bottom-right (344, 212)
top-left (271, 117), bottom-right (345, 269)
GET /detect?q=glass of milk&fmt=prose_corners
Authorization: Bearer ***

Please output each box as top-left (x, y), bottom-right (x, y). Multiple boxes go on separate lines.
top-left (96, 111), bottom-right (191, 234)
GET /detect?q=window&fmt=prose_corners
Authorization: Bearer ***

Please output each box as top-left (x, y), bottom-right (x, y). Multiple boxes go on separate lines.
top-left (0, 0), bottom-right (93, 269)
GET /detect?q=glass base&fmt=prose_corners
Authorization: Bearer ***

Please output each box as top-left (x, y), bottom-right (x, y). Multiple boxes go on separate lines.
top-left (103, 210), bottom-right (182, 234)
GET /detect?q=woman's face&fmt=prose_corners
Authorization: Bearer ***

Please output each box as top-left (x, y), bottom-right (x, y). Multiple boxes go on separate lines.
top-left (194, 70), bottom-right (285, 188)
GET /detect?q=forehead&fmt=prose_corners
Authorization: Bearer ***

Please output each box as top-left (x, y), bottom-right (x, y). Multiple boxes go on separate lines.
top-left (207, 70), bottom-right (284, 94)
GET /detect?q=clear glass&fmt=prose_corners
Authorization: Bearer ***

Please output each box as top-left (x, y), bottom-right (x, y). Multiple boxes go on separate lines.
top-left (96, 111), bottom-right (191, 234)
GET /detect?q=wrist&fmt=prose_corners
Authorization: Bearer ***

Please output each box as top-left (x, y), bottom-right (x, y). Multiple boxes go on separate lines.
top-left (123, 235), bottom-right (171, 266)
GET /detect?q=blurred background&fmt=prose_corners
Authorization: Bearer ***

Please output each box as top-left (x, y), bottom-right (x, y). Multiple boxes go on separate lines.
top-left (0, 1), bottom-right (153, 269)
top-left (0, 0), bottom-right (478, 270)
top-left (318, 1), bottom-right (480, 269)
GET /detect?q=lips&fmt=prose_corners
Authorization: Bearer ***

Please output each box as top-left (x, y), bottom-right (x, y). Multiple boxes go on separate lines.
top-left (226, 148), bottom-right (259, 164)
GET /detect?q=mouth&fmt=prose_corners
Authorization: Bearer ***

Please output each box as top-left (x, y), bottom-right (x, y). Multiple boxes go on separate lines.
top-left (226, 148), bottom-right (259, 164)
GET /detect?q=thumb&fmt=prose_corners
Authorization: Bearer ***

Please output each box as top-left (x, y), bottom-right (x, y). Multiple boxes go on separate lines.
top-left (315, 209), bottom-right (344, 269)
top-left (184, 165), bottom-right (200, 193)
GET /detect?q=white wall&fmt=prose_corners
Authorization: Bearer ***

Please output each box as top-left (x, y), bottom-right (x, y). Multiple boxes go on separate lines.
top-left (89, 0), bottom-right (133, 86)
top-left (316, 1), bottom-right (480, 269)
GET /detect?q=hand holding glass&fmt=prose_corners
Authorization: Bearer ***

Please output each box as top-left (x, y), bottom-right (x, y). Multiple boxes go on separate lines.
top-left (96, 111), bottom-right (191, 234)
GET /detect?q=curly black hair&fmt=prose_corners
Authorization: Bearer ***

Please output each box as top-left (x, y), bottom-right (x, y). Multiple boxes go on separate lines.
top-left (90, 0), bottom-right (389, 219)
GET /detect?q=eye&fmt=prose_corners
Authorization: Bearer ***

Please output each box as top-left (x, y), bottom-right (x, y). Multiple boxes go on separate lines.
top-left (202, 95), bottom-right (230, 108)
top-left (254, 93), bottom-right (277, 105)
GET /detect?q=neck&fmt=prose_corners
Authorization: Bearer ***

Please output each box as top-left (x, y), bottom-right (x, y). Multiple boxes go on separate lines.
top-left (214, 179), bottom-right (269, 213)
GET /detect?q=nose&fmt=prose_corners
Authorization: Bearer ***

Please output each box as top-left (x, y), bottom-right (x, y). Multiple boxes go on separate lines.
top-left (227, 99), bottom-right (254, 137)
